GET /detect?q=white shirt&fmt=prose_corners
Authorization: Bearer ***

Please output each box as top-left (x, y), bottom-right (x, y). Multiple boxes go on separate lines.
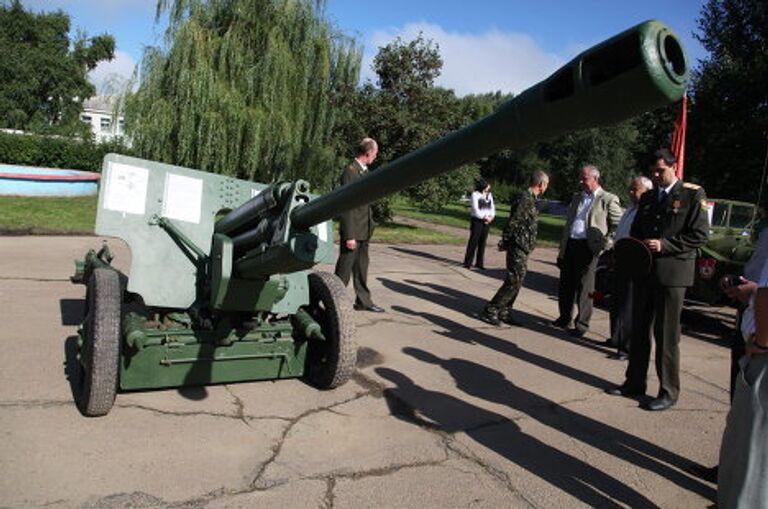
top-left (658, 179), bottom-right (677, 201)
top-left (570, 188), bottom-right (600, 239)
top-left (741, 229), bottom-right (768, 342)
top-left (470, 191), bottom-right (495, 220)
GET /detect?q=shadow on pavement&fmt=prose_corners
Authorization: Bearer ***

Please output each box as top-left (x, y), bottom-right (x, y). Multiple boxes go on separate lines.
top-left (378, 349), bottom-right (715, 505)
top-left (388, 245), bottom-right (559, 297)
top-left (380, 277), bottom-right (613, 356)
top-left (378, 365), bottom-right (666, 507)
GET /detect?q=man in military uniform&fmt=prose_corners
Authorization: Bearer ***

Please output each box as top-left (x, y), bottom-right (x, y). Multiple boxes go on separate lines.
top-left (335, 138), bottom-right (385, 312)
top-left (480, 170), bottom-right (549, 326)
top-left (607, 149), bottom-right (709, 411)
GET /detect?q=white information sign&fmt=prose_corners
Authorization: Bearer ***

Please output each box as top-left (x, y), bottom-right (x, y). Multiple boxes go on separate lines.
top-left (317, 221), bottom-right (329, 242)
top-left (103, 162), bottom-right (149, 215)
top-left (162, 173), bottom-right (203, 224)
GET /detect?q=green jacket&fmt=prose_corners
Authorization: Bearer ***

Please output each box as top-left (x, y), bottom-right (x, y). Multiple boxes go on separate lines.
top-left (337, 160), bottom-right (374, 241)
top-left (631, 180), bottom-right (709, 287)
top-left (500, 190), bottom-right (538, 254)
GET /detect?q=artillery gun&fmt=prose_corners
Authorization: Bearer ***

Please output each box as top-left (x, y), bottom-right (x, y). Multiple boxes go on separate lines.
top-left (72, 20), bottom-right (689, 416)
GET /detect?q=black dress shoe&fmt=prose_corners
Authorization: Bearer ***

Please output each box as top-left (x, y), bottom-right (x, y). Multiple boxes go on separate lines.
top-left (552, 317), bottom-right (570, 328)
top-left (479, 312), bottom-right (501, 326)
top-left (569, 327), bottom-right (587, 338)
top-left (609, 351), bottom-right (629, 361)
top-left (499, 315), bottom-right (521, 326)
top-left (605, 385), bottom-right (645, 397)
top-left (644, 396), bottom-right (676, 411)
top-left (354, 303), bottom-right (385, 313)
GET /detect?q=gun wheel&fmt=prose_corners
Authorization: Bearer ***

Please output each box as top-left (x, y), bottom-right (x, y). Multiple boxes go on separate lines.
top-left (305, 271), bottom-right (357, 389)
top-left (78, 268), bottom-right (121, 416)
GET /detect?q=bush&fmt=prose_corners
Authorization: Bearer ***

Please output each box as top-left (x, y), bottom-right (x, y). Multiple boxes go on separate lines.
top-left (0, 131), bottom-right (132, 172)
top-left (489, 180), bottom-right (523, 205)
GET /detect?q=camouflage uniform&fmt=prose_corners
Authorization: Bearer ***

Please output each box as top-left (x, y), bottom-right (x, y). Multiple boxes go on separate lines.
top-left (482, 189), bottom-right (539, 323)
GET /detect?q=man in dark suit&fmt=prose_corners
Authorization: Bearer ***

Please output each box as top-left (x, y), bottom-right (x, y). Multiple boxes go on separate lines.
top-left (607, 149), bottom-right (709, 411)
top-left (554, 165), bottom-right (622, 337)
top-left (334, 138), bottom-right (385, 312)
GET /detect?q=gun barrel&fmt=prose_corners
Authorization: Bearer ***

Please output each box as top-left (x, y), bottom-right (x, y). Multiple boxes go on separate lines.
top-left (292, 20), bottom-right (687, 230)
top-left (216, 183), bottom-right (292, 236)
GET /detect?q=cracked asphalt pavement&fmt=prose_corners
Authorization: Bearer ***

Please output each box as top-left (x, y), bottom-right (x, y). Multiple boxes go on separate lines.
top-left (0, 236), bottom-right (731, 508)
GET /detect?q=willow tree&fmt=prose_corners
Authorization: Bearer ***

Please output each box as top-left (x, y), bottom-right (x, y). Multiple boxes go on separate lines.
top-left (125, 0), bottom-right (361, 188)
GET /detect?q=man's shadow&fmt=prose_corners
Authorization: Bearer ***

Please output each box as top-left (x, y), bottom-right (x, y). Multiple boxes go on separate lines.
top-left (392, 302), bottom-right (611, 390)
top-left (380, 277), bottom-right (613, 355)
top-left (377, 366), bottom-right (659, 507)
top-left (403, 348), bottom-right (716, 501)
top-left (388, 245), bottom-right (559, 295)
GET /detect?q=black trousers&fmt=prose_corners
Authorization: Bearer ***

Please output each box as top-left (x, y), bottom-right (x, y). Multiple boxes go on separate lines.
top-left (464, 218), bottom-right (490, 268)
top-left (625, 276), bottom-right (685, 401)
top-left (609, 272), bottom-right (633, 354)
top-left (335, 240), bottom-right (372, 307)
top-left (557, 239), bottom-right (597, 331)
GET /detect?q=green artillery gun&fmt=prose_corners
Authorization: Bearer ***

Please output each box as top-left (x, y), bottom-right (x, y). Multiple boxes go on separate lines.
top-left (71, 20), bottom-right (689, 416)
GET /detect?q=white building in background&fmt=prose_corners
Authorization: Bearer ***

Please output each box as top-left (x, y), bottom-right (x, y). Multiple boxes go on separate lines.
top-left (81, 96), bottom-right (125, 142)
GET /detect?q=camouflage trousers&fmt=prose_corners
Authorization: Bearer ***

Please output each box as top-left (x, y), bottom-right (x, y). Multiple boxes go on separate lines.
top-left (484, 248), bottom-right (529, 319)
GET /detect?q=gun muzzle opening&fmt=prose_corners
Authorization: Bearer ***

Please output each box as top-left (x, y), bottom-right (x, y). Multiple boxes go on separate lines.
top-left (660, 32), bottom-right (686, 83)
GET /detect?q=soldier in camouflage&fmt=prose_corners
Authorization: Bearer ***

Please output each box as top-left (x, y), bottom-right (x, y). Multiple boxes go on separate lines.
top-left (480, 171), bottom-right (549, 326)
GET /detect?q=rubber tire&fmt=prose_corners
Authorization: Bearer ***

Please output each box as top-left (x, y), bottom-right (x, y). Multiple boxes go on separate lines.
top-left (304, 271), bottom-right (357, 389)
top-left (79, 268), bottom-right (121, 416)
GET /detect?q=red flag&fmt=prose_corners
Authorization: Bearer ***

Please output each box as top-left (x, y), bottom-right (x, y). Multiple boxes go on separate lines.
top-left (671, 94), bottom-right (687, 179)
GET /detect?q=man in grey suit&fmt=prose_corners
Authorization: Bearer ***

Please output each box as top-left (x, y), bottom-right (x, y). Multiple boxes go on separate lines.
top-left (553, 165), bottom-right (622, 337)
top-left (334, 138), bottom-right (385, 312)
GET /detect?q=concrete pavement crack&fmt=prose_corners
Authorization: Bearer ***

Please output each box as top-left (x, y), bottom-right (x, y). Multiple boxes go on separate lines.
top-left (249, 390), bottom-right (376, 490)
top-left (0, 399), bottom-right (73, 409)
top-left (350, 371), bottom-right (530, 500)
top-left (223, 386), bottom-right (251, 428)
top-left (116, 402), bottom-right (291, 423)
top-left (322, 477), bottom-right (336, 509)
top-left (0, 276), bottom-right (69, 282)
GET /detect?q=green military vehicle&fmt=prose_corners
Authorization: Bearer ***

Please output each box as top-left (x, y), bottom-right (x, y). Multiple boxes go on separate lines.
top-left (687, 198), bottom-right (761, 305)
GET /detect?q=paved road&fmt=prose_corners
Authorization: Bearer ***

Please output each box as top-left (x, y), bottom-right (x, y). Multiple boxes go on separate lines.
top-left (0, 236), bottom-right (732, 508)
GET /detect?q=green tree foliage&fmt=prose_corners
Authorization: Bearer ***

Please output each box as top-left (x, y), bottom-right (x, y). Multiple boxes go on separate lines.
top-left (0, 0), bottom-right (115, 135)
top-left (0, 131), bottom-right (131, 172)
top-left (345, 34), bottom-right (479, 216)
top-left (125, 0), bottom-right (361, 188)
top-left (688, 0), bottom-right (768, 202)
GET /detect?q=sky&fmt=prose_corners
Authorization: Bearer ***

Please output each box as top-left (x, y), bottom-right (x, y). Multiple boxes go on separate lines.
top-left (20, 0), bottom-right (709, 97)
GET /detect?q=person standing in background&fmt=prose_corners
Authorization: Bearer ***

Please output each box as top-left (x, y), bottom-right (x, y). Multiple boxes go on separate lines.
top-left (553, 164), bottom-right (622, 338)
top-left (334, 138), bottom-right (385, 313)
top-left (463, 178), bottom-right (495, 270)
top-left (479, 171), bottom-right (549, 326)
top-left (606, 176), bottom-right (653, 360)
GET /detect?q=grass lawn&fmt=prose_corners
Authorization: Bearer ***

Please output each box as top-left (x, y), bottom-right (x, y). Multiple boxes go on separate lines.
top-left (392, 197), bottom-right (565, 247)
top-left (0, 195), bottom-right (97, 234)
top-left (370, 222), bottom-right (465, 244)
top-left (0, 195), bottom-right (465, 244)
top-left (0, 194), bottom-right (563, 246)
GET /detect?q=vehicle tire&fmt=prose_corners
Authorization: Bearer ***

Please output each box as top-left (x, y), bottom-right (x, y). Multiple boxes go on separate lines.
top-left (78, 268), bottom-right (122, 416)
top-left (304, 271), bottom-right (357, 389)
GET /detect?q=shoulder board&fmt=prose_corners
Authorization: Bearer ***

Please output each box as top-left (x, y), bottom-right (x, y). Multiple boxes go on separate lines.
top-left (682, 182), bottom-right (701, 190)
